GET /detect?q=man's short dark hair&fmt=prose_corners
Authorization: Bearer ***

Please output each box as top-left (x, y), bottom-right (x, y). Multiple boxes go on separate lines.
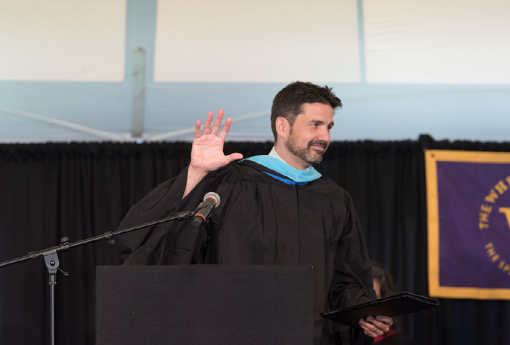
top-left (270, 81), bottom-right (342, 142)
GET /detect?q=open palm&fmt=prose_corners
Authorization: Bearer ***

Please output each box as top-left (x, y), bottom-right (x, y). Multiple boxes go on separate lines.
top-left (190, 110), bottom-right (243, 173)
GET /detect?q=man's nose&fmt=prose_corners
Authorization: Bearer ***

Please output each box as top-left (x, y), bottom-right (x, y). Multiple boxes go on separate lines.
top-left (317, 128), bottom-right (330, 143)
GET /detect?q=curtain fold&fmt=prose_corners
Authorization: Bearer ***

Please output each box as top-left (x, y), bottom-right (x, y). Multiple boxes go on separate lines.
top-left (0, 140), bottom-right (509, 345)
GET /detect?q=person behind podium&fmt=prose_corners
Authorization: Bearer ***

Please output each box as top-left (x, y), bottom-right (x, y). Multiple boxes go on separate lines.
top-left (116, 81), bottom-right (393, 344)
top-left (372, 262), bottom-right (414, 345)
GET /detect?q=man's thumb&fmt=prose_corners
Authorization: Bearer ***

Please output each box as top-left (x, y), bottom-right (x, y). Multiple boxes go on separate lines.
top-left (226, 153), bottom-right (243, 162)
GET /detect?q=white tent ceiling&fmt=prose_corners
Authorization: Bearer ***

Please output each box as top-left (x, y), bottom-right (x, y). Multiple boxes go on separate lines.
top-left (1, 0), bottom-right (509, 143)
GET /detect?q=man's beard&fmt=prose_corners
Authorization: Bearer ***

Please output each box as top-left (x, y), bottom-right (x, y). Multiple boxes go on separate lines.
top-left (286, 134), bottom-right (328, 166)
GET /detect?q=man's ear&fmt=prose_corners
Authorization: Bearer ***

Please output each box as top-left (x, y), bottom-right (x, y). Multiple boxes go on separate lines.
top-left (275, 117), bottom-right (289, 141)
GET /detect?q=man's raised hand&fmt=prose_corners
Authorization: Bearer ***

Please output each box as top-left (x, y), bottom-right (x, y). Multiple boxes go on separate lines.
top-left (190, 109), bottom-right (243, 173)
top-left (183, 110), bottom-right (243, 199)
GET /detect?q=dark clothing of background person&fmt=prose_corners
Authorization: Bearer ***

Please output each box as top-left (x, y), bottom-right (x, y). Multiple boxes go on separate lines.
top-left (116, 160), bottom-right (376, 345)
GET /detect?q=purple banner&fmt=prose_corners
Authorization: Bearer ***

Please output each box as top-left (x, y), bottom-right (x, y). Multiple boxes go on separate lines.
top-left (437, 161), bottom-right (510, 289)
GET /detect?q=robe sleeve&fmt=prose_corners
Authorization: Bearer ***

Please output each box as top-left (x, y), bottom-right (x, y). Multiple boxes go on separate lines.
top-left (328, 192), bottom-right (376, 345)
top-left (115, 166), bottom-right (211, 264)
top-left (115, 165), bottom-right (239, 265)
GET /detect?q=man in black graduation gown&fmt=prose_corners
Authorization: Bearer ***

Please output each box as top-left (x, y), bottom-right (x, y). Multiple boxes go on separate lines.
top-left (116, 82), bottom-right (393, 344)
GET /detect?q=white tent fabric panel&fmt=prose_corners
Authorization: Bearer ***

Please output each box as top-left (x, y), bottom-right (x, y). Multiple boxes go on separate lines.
top-left (0, 0), bottom-right (509, 143)
top-left (154, 0), bottom-right (361, 83)
top-left (364, 0), bottom-right (510, 84)
top-left (0, 0), bottom-right (126, 82)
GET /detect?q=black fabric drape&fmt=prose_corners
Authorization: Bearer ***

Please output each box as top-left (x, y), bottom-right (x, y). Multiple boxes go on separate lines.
top-left (0, 140), bottom-right (509, 345)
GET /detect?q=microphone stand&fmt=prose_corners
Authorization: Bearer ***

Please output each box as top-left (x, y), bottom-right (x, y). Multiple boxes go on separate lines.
top-left (0, 210), bottom-right (195, 345)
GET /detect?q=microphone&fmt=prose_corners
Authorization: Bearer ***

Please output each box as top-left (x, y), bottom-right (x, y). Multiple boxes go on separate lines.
top-left (191, 192), bottom-right (221, 227)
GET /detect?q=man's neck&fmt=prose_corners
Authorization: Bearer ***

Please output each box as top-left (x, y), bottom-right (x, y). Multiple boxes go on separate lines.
top-left (272, 145), bottom-right (310, 170)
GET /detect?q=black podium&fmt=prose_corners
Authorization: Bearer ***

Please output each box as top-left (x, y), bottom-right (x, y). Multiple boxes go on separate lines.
top-left (96, 265), bottom-right (313, 345)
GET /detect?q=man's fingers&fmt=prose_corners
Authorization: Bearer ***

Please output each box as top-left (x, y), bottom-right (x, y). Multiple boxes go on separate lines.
top-left (359, 323), bottom-right (380, 338)
top-left (366, 316), bottom-right (391, 333)
top-left (365, 325), bottom-right (382, 337)
top-left (201, 110), bottom-right (228, 138)
top-left (376, 315), bottom-right (393, 326)
top-left (203, 112), bottom-right (214, 135)
top-left (218, 117), bottom-right (233, 140)
top-left (360, 318), bottom-right (386, 337)
top-left (194, 120), bottom-right (201, 139)
top-left (211, 109), bottom-right (224, 135)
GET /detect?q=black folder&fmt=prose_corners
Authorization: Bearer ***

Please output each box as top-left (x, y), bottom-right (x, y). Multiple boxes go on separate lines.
top-left (320, 292), bottom-right (439, 327)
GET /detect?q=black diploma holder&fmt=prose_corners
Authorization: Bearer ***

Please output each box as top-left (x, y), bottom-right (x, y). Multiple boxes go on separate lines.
top-left (321, 292), bottom-right (439, 327)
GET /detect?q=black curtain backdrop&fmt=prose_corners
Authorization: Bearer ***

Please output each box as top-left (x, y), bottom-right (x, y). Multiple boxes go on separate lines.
top-left (0, 140), bottom-right (510, 345)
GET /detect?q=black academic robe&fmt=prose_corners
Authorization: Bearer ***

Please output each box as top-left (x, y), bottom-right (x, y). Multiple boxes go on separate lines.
top-left (117, 160), bottom-right (376, 345)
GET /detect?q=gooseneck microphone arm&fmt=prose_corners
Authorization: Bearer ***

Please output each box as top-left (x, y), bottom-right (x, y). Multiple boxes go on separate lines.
top-left (0, 210), bottom-right (195, 269)
top-left (0, 191), bottom-right (219, 345)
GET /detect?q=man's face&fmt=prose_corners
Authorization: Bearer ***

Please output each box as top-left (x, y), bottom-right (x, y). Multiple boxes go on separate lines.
top-left (285, 102), bottom-right (334, 166)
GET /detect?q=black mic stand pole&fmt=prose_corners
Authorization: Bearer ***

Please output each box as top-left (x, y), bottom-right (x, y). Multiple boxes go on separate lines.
top-left (0, 210), bottom-right (195, 345)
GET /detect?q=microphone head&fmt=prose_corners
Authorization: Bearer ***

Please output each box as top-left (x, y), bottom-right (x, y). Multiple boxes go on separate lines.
top-left (204, 192), bottom-right (220, 207)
